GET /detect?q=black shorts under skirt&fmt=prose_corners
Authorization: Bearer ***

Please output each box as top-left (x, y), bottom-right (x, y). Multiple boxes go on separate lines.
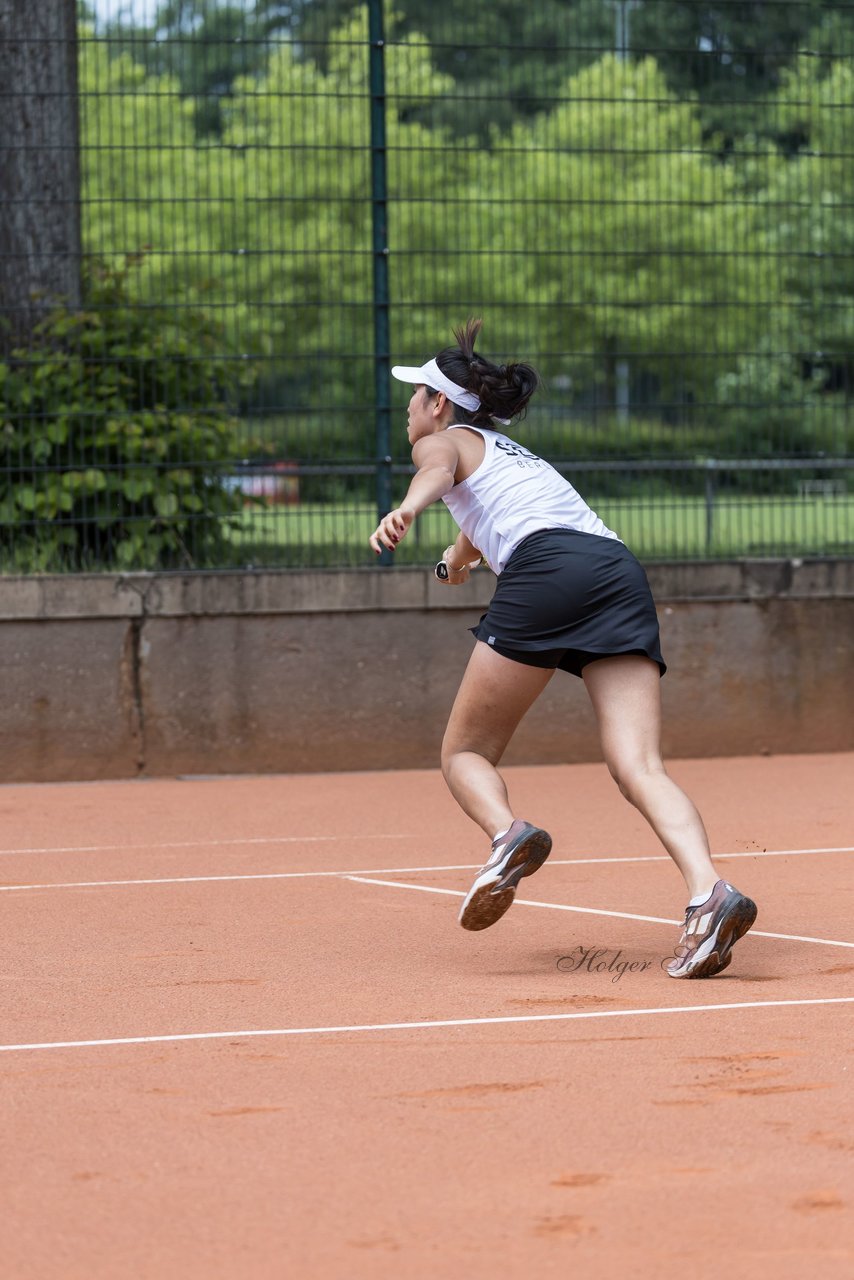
top-left (470, 529), bottom-right (666, 678)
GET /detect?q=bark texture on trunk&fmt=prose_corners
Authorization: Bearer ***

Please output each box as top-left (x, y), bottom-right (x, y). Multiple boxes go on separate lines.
top-left (0, 0), bottom-right (81, 347)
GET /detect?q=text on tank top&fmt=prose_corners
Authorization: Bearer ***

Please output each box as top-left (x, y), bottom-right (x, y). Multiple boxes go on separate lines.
top-left (441, 425), bottom-right (620, 574)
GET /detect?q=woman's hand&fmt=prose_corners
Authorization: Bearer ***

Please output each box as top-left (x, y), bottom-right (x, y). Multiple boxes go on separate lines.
top-left (370, 507), bottom-right (414, 555)
top-left (435, 544), bottom-right (483, 585)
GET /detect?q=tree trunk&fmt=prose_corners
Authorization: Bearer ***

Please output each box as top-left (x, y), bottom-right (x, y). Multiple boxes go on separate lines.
top-left (0, 0), bottom-right (81, 349)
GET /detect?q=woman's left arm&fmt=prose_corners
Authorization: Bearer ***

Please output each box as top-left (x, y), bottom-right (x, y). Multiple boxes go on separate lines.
top-left (370, 435), bottom-right (460, 554)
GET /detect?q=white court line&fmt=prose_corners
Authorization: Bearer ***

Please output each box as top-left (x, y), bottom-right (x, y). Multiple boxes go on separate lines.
top-left (5, 864), bottom-right (849, 950)
top-left (1, 996), bottom-right (852, 1055)
top-left (0, 837), bottom-right (851, 861)
top-left (348, 875), bottom-right (854, 951)
top-left (1, 845), bottom-right (851, 894)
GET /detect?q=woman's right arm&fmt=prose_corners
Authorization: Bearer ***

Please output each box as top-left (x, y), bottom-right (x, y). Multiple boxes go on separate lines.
top-left (369, 434), bottom-right (461, 555)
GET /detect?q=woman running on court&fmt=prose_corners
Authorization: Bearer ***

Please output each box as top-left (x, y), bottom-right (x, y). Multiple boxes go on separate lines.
top-left (369, 319), bottom-right (757, 978)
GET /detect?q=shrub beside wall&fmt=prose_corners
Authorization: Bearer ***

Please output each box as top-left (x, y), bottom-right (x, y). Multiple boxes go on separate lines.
top-left (0, 261), bottom-right (250, 572)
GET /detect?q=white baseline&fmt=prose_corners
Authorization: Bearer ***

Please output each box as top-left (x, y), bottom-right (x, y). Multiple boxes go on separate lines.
top-left (1, 996), bottom-right (852, 1055)
top-left (0, 845), bottom-right (851, 888)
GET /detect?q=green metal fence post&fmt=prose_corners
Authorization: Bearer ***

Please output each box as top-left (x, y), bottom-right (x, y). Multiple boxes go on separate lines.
top-left (368, 0), bottom-right (393, 566)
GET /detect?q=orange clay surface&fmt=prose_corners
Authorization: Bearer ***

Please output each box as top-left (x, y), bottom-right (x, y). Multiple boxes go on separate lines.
top-left (1, 753), bottom-right (853, 1280)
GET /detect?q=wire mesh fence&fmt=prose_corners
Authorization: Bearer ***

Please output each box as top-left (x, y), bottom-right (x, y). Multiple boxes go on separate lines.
top-left (1, 0), bottom-right (852, 572)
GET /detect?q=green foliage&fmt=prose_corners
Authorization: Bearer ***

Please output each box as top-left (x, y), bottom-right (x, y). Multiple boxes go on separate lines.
top-left (378, 51), bottom-right (781, 411)
top-left (713, 341), bottom-right (853, 495)
top-left (96, 0), bottom-right (267, 139)
top-left (80, 9), bottom-right (447, 390)
top-left (632, 0), bottom-right (825, 144)
top-left (254, 1), bottom-right (854, 146)
top-left (76, 14), bottom-right (807, 411)
top-left (761, 54), bottom-right (854, 374)
top-left (78, 36), bottom-right (209, 309)
top-left (95, 1), bottom-right (854, 151)
top-left (72, 8), bottom-right (853, 557)
top-left (0, 261), bottom-right (249, 571)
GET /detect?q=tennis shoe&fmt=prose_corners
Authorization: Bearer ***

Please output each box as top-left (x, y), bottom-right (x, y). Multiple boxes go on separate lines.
top-left (459, 819), bottom-right (552, 932)
top-left (666, 879), bottom-right (757, 978)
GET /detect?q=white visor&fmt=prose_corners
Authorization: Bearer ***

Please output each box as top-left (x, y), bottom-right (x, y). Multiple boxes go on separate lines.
top-left (391, 357), bottom-right (481, 413)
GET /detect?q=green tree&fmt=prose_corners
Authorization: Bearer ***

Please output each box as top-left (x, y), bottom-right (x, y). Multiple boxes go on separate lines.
top-left (275, 0), bottom-right (613, 139)
top-left (99, 0), bottom-right (269, 138)
top-left (257, 1), bottom-right (854, 149)
top-left (631, 1), bottom-right (824, 142)
top-left (79, 33), bottom-right (205, 301)
top-left (218, 8), bottom-right (458, 432)
top-left (81, 7), bottom-right (836, 445)
top-left (753, 52), bottom-right (854, 397)
top-left (471, 55), bottom-right (777, 408)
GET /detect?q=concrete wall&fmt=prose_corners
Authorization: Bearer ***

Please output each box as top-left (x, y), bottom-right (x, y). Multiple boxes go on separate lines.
top-left (1, 560), bottom-right (852, 783)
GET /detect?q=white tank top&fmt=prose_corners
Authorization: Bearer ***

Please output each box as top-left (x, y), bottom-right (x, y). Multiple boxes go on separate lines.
top-left (442, 425), bottom-right (620, 574)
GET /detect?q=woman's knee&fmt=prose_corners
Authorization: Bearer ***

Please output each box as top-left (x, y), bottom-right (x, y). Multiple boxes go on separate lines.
top-left (440, 739), bottom-right (456, 782)
top-left (606, 754), bottom-right (666, 804)
top-left (441, 737), bottom-right (500, 780)
top-left (440, 734), bottom-right (472, 783)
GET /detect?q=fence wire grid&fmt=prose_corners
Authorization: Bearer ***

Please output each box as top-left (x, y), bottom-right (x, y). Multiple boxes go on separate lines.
top-left (1, 0), bottom-right (853, 572)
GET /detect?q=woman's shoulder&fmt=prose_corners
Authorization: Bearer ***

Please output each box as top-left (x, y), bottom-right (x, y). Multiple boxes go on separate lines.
top-left (441, 425), bottom-right (487, 483)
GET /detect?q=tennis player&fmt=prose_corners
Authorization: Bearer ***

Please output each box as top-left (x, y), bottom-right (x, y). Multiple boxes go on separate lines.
top-left (369, 320), bottom-right (757, 978)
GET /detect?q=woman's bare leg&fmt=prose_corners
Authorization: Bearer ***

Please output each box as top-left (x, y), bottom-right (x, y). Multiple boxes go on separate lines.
top-left (441, 642), bottom-right (554, 837)
top-left (582, 655), bottom-right (719, 899)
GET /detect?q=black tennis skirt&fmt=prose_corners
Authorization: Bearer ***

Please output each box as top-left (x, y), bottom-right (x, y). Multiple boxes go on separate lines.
top-left (470, 529), bottom-right (666, 678)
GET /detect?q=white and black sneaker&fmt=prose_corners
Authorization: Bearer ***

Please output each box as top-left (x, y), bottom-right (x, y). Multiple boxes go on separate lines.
top-left (666, 879), bottom-right (757, 978)
top-left (459, 819), bottom-right (553, 932)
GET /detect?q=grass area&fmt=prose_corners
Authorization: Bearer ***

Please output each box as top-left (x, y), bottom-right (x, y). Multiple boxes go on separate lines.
top-left (230, 494), bottom-right (854, 568)
top-left (4, 494), bottom-right (848, 574)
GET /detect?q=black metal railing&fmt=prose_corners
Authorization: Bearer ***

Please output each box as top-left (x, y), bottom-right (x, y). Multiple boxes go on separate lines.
top-left (0, 0), bottom-right (851, 572)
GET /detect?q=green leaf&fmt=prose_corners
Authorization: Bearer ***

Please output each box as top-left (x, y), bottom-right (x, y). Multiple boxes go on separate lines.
top-left (47, 419), bottom-right (69, 445)
top-left (82, 468), bottom-right (108, 492)
top-left (122, 475), bottom-right (155, 501)
top-left (154, 492), bottom-right (179, 518)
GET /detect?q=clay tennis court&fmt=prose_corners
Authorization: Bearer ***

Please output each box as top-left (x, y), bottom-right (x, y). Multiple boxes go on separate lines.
top-left (2, 752), bottom-right (852, 1278)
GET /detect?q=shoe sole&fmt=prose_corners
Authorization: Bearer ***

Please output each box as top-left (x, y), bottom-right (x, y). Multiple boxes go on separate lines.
top-left (668, 895), bottom-right (758, 978)
top-left (459, 828), bottom-right (552, 932)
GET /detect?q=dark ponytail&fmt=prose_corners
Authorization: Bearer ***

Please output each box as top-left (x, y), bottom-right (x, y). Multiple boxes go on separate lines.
top-left (430, 317), bottom-right (540, 428)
